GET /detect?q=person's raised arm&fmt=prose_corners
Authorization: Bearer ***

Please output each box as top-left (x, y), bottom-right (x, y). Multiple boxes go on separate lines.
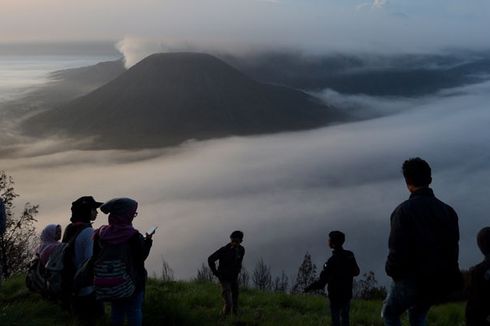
top-left (208, 247), bottom-right (223, 277)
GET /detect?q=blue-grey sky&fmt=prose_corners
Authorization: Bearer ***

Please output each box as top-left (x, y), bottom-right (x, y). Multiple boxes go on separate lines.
top-left (1, 0), bottom-right (489, 55)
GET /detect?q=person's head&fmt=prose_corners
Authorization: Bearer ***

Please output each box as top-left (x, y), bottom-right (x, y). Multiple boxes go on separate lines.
top-left (100, 198), bottom-right (138, 226)
top-left (230, 230), bottom-right (244, 247)
top-left (41, 224), bottom-right (62, 243)
top-left (70, 196), bottom-right (103, 223)
top-left (329, 230), bottom-right (345, 249)
top-left (402, 158), bottom-right (432, 192)
top-left (477, 227), bottom-right (490, 257)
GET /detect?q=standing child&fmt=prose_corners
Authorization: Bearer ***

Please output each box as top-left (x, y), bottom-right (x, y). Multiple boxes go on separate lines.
top-left (94, 198), bottom-right (153, 326)
top-left (305, 231), bottom-right (360, 326)
top-left (208, 231), bottom-right (245, 315)
top-left (466, 227), bottom-right (490, 326)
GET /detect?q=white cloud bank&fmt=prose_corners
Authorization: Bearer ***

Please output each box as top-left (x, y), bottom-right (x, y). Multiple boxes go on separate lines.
top-left (1, 79), bottom-right (490, 281)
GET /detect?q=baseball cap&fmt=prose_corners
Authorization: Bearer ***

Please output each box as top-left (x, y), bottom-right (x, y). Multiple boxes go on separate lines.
top-left (71, 196), bottom-right (103, 210)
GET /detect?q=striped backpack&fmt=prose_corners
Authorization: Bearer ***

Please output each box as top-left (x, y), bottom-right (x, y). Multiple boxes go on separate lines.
top-left (93, 239), bottom-right (136, 301)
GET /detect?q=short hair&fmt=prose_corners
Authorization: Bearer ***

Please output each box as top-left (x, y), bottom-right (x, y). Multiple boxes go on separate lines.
top-left (230, 230), bottom-right (244, 240)
top-left (402, 158), bottom-right (432, 187)
top-left (329, 231), bottom-right (345, 246)
top-left (477, 227), bottom-right (490, 256)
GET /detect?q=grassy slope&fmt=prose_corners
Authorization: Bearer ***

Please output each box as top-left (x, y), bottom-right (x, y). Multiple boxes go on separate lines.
top-left (0, 276), bottom-right (465, 326)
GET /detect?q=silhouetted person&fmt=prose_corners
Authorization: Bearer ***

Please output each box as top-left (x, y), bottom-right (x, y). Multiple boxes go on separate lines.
top-left (63, 196), bottom-right (104, 324)
top-left (36, 224), bottom-right (62, 266)
top-left (208, 230), bottom-right (245, 315)
top-left (383, 158), bottom-right (461, 326)
top-left (466, 227), bottom-right (490, 325)
top-left (94, 198), bottom-right (153, 326)
top-left (305, 231), bottom-right (360, 326)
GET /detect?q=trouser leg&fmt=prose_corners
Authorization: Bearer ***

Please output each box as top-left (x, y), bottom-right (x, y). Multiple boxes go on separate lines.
top-left (221, 281), bottom-right (233, 315)
top-left (340, 301), bottom-right (350, 326)
top-left (126, 291), bottom-right (145, 326)
top-left (231, 280), bottom-right (239, 314)
top-left (408, 304), bottom-right (430, 326)
top-left (330, 301), bottom-right (341, 326)
top-left (382, 281), bottom-right (410, 326)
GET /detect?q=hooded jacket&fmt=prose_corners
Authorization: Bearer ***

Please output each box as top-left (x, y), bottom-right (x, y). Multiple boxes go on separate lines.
top-left (94, 198), bottom-right (152, 291)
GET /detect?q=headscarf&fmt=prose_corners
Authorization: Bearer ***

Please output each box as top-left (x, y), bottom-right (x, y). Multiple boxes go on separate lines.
top-left (36, 224), bottom-right (61, 265)
top-left (97, 198), bottom-right (139, 245)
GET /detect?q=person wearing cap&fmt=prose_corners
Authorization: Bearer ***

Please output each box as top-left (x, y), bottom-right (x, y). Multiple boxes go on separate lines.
top-left (305, 231), bottom-right (360, 326)
top-left (466, 227), bottom-right (490, 325)
top-left (62, 196), bottom-right (104, 323)
top-left (93, 197), bottom-right (153, 326)
top-left (208, 230), bottom-right (245, 315)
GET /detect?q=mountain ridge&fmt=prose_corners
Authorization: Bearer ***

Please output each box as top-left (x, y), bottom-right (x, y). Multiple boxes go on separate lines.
top-left (24, 52), bottom-right (342, 149)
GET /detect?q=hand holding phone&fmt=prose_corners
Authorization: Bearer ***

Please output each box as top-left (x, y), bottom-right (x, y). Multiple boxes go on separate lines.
top-left (146, 226), bottom-right (158, 238)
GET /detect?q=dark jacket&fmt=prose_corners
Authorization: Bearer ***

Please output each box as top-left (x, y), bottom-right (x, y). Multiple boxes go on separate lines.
top-left (93, 232), bottom-right (152, 292)
top-left (306, 249), bottom-right (360, 302)
top-left (208, 243), bottom-right (245, 281)
top-left (466, 258), bottom-right (490, 326)
top-left (385, 188), bottom-right (460, 292)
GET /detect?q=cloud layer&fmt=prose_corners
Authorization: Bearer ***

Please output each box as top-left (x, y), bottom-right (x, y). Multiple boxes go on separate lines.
top-left (2, 79), bottom-right (490, 282)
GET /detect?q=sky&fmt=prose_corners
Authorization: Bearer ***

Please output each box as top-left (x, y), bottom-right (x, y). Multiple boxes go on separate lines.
top-left (1, 0), bottom-right (489, 56)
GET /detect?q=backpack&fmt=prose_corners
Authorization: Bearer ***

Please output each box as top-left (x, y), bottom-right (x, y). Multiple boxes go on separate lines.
top-left (44, 225), bottom-right (89, 299)
top-left (26, 256), bottom-right (48, 295)
top-left (93, 238), bottom-right (136, 301)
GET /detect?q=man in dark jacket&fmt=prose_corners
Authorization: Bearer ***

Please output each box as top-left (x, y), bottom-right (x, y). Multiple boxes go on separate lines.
top-left (208, 230), bottom-right (245, 315)
top-left (382, 158), bottom-right (461, 326)
top-left (305, 231), bottom-right (360, 326)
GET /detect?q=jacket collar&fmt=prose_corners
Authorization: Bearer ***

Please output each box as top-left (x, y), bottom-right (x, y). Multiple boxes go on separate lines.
top-left (409, 187), bottom-right (434, 199)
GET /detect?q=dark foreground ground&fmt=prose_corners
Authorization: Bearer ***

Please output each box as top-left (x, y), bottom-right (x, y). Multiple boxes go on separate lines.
top-left (0, 276), bottom-right (464, 325)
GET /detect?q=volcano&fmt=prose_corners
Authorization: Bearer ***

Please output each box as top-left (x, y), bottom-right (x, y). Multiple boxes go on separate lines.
top-left (25, 53), bottom-right (342, 149)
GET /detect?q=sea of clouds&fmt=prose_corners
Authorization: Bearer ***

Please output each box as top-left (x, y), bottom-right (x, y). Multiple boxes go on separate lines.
top-left (1, 78), bottom-right (489, 283)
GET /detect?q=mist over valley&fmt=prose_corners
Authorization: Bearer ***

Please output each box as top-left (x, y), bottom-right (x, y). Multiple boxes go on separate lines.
top-left (1, 43), bottom-right (490, 283)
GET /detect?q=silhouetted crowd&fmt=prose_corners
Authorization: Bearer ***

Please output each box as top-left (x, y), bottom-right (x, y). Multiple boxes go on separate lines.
top-left (1, 157), bottom-right (490, 326)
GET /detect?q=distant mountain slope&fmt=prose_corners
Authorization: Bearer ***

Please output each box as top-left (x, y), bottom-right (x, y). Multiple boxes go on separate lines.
top-left (25, 53), bottom-right (341, 149)
top-left (1, 60), bottom-right (125, 121)
top-left (224, 51), bottom-right (490, 96)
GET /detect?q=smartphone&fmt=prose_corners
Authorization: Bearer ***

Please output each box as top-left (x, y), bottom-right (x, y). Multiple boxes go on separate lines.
top-left (146, 226), bottom-right (158, 236)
